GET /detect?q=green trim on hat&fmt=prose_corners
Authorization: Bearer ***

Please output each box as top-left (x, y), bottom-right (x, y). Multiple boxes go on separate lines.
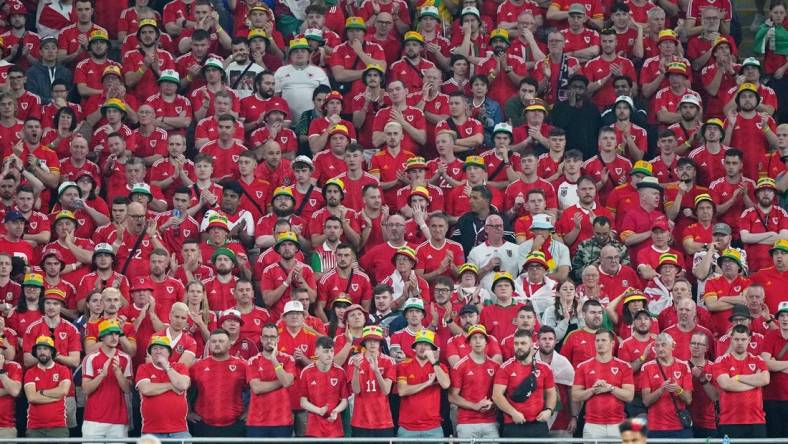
top-left (98, 324), bottom-right (123, 339)
top-left (211, 247), bottom-right (237, 264)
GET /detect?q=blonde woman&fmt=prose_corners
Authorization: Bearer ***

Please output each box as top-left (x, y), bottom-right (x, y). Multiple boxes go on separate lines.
top-left (184, 281), bottom-right (216, 353)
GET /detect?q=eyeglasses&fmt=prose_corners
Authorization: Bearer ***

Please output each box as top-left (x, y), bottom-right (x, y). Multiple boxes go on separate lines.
top-left (435, 288), bottom-right (451, 293)
top-left (128, 214), bottom-right (146, 219)
top-left (8, 76), bottom-right (23, 80)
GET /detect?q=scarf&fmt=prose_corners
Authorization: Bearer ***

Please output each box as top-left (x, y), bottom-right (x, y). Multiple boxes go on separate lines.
top-left (754, 23), bottom-right (788, 56)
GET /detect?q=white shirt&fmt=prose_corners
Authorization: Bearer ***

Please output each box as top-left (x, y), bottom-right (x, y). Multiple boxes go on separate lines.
top-left (225, 61), bottom-right (265, 99)
top-left (467, 241), bottom-right (520, 292)
top-left (554, 179), bottom-right (579, 210)
top-left (274, 64), bottom-right (330, 118)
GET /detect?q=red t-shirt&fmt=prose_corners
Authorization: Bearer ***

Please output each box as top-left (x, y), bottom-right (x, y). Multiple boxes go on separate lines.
top-left (135, 362), bottom-right (189, 433)
top-left (494, 358), bottom-right (555, 423)
top-left (582, 154), bottom-right (632, 202)
top-left (202, 275), bottom-right (239, 312)
top-left (190, 356), bottom-right (247, 426)
top-left (346, 354), bottom-right (397, 429)
top-left (740, 206), bottom-right (788, 271)
top-left (617, 335), bottom-right (655, 392)
top-left (712, 352), bottom-right (767, 424)
top-left (260, 263), bottom-right (317, 319)
top-left (372, 107), bottom-right (426, 155)
top-left (750, 266), bottom-right (788, 314)
top-left (246, 352), bottom-right (297, 426)
top-left (451, 355), bottom-right (500, 424)
top-left (317, 269), bottom-right (373, 307)
top-left (480, 303), bottom-right (526, 341)
top-left (762, 329), bottom-right (788, 401)
top-left (0, 361), bottom-right (22, 428)
top-left (368, 148), bottom-right (415, 207)
top-left (640, 359), bottom-right (693, 430)
top-left (561, 328), bottom-right (598, 367)
top-left (703, 275), bottom-right (752, 337)
top-left (82, 348), bottom-right (133, 424)
top-left (24, 363), bottom-right (71, 429)
top-left (504, 178), bottom-right (558, 217)
top-left (689, 145), bottom-right (729, 187)
top-left (475, 54), bottom-right (528, 107)
top-left (573, 357), bottom-right (634, 424)
top-left (396, 358), bottom-right (449, 430)
top-left (299, 363), bottom-right (349, 437)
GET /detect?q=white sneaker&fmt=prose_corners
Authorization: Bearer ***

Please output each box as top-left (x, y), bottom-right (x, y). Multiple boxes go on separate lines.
top-left (750, 13), bottom-right (765, 32)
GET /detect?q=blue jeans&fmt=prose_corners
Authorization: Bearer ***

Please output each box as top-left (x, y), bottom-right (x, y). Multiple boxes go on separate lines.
top-left (151, 431), bottom-right (192, 442)
top-left (648, 428), bottom-right (693, 438)
top-left (246, 425), bottom-right (293, 438)
top-left (397, 426), bottom-right (444, 438)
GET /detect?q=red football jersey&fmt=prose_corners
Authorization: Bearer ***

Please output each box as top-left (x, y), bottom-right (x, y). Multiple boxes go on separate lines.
top-left (299, 363), bottom-right (349, 437)
top-left (452, 355), bottom-right (500, 424)
top-left (494, 358), bottom-right (555, 423)
top-left (135, 362), bottom-right (189, 433)
top-left (190, 356), bottom-right (248, 426)
top-left (24, 363), bottom-right (71, 429)
top-left (712, 352), bottom-right (767, 425)
top-left (82, 348), bottom-right (133, 424)
top-left (397, 358), bottom-right (448, 430)
top-left (573, 357), bottom-right (634, 424)
top-left (346, 354), bottom-right (397, 429)
top-left (0, 361), bottom-right (21, 427)
top-left (640, 359), bottom-right (693, 430)
top-left (246, 352), bottom-right (297, 426)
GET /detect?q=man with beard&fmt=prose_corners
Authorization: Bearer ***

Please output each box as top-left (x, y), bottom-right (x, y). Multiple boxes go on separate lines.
top-left (23, 336), bottom-right (72, 438)
top-left (225, 38), bottom-right (264, 100)
top-left (246, 323), bottom-right (297, 437)
top-left (713, 325), bottom-right (770, 438)
top-left (396, 329), bottom-right (450, 438)
top-left (249, 105), bottom-right (298, 160)
top-left (616, 310), bottom-right (656, 416)
top-left (317, 243), bottom-right (372, 321)
top-left (450, 324), bottom-right (501, 439)
top-left (328, 17), bottom-right (386, 104)
top-left (147, 249), bottom-right (186, 323)
top-left (705, 250), bottom-right (750, 336)
top-left (77, 244), bottom-right (131, 311)
top-left (389, 31), bottom-right (436, 93)
top-left (189, 328), bottom-right (248, 437)
top-left (740, 178), bottom-right (788, 270)
top-left (493, 328), bottom-right (557, 438)
top-left (202, 248), bottom-right (239, 312)
top-left (261, 232), bottom-right (317, 319)
top-left (534, 326), bottom-right (578, 437)
top-left (669, 94), bottom-right (703, 154)
top-left (57, 0), bottom-right (106, 66)
top-left (122, 19), bottom-right (176, 103)
top-left (352, 65), bottom-right (389, 151)
top-left (254, 187), bottom-right (308, 249)
top-left (81, 320), bottom-right (133, 441)
top-left (585, 30), bottom-right (637, 110)
top-left (0, 2), bottom-right (39, 71)
top-left (475, 28), bottom-right (527, 108)
top-left (723, 83), bottom-right (778, 180)
top-left (73, 29), bottom-right (120, 99)
top-left (109, 202), bottom-right (166, 281)
top-left (562, 300), bottom-right (605, 367)
top-left (309, 180), bottom-right (360, 249)
top-left (240, 71), bottom-right (290, 132)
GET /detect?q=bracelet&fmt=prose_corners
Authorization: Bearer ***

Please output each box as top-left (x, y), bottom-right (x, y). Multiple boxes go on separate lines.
top-left (274, 364), bottom-right (283, 371)
top-left (676, 388), bottom-right (684, 395)
top-left (734, 374), bottom-right (740, 381)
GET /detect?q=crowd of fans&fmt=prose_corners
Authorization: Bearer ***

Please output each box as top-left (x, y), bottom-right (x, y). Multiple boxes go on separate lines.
top-left (0, 0), bottom-right (785, 441)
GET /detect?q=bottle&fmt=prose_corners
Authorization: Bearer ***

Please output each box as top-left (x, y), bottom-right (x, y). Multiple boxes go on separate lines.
top-left (722, 434), bottom-right (730, 444)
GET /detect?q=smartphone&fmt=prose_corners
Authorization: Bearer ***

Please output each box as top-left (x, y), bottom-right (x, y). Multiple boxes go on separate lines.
top-left (173, 208), bottom-right (182, 218)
